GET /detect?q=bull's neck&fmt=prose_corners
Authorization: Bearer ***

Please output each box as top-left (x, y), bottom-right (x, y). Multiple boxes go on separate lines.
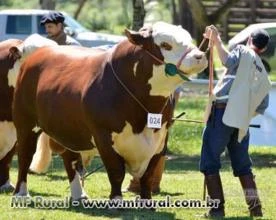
top-left (112, 42), bottom-right (182, 98)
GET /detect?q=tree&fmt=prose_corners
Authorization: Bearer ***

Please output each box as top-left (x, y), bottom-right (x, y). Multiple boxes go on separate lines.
top-left (185, 0), bottom-right (240, 44)
top-left (74, 0), bottom-right (88, 20)
top-left (176, 0), bottom-right (240, 79)
top-left (39, 0), bottom-right (56, 10)
top-left (132, 0), bottom-right (146, 31)
top-left (0, 0), bottom-right (12, 6)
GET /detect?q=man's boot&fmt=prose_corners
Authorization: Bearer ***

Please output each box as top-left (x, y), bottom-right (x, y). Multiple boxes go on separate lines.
top-left (205, 174), bottom-right (225, 217)
top-left (239, 174), bottom-right (263, 217)
top-left (127, 155), bottom-right (165, 193)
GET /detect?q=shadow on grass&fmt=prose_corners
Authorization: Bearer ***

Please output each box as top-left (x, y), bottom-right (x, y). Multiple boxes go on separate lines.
top-left (223, 218), bottom-right (253, 220)
top-left (68, 206), bottom-right (176, 220)
top-left (28, 190), bottom-right (61, 198)
top-left (24, 202), bottom-right (175, 219)
top-left (223, 217), bottom-right (272, 220)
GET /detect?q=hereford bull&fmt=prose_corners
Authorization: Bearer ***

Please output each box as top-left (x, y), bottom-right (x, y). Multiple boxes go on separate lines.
top-left (0, 38), bottom-right (23, 192)
top-left (13, 22), bottom-right (208, 200)
top-left (0, 35), bottom-right (87, 196)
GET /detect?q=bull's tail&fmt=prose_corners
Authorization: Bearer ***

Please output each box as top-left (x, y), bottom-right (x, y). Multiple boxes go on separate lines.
top-left (29, 132), bottom-right (52, 173)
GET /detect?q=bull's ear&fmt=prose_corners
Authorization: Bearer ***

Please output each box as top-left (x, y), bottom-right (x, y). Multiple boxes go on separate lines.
top-left (125, 26), bottom-right (153, 46)
top-left (9, 46), bottom-right (22, 60)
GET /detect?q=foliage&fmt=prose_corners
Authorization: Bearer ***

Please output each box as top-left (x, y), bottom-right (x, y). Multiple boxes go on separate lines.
top-left (0, 0), bottom-right (172, 35)
top-left (168, 94), bottom-right (207, 155)
top-left (0, 0), bottom-right (12, 6)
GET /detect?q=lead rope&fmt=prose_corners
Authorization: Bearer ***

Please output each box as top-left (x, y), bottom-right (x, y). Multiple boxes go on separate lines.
top-left (201, 30), bottom-right (215, 201)
top-left (108, 51), bottom-right (170, 115)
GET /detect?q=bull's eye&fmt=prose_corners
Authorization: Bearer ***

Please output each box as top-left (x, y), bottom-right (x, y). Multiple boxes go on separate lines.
top-left (160, 42), bottom-right (172, 51)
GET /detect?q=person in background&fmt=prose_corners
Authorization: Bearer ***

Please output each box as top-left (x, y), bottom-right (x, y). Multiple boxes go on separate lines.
top-left (200, 25), bottom-right (271, 217)
top-left (40, 11), bottom-right (81, 46)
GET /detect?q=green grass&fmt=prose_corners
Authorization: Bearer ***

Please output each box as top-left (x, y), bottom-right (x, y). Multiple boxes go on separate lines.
top-left (1, 95), bottom-right (275, 220)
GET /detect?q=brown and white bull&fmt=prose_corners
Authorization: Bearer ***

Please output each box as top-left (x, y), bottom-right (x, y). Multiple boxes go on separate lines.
top-left (0, 35), bottom-right (87, 197)
top-left (0, 35), bottom-right (59, 191)
top-left (13, 22), bottom-right (208, 200)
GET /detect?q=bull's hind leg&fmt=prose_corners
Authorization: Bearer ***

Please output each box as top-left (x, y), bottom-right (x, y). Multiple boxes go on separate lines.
top-left (60, 149), bottom-right (88, 201)
top-left (0, 145), bottom-right (16, 192)
top-left (14, 130), bottom-right (40, 196)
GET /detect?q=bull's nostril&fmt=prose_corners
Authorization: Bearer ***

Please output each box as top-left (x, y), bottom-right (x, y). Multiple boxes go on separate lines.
top-left (195, 54), bottom-right (203, 60)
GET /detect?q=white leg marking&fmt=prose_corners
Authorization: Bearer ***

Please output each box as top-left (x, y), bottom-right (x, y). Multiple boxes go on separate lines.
top-left (111, 195), bottom-right (123, 200)
top-left (70, 172), bottom-right (88, 201)
top-left (15, 182), bottom-right (29, 196)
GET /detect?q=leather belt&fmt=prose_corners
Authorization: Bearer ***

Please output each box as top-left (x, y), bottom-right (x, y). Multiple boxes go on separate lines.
top-left (214, 102), bottom-right (227, 109)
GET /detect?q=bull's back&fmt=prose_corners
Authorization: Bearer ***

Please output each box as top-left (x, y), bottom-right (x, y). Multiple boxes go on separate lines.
top-left (15, 46), bottom-right (106, 103)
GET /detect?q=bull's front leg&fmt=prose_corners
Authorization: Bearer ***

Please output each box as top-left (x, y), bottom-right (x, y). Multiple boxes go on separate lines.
top-left (14, 130), bottom-right (40, 196)
top-left (95, 134), bottom-right (125, 200)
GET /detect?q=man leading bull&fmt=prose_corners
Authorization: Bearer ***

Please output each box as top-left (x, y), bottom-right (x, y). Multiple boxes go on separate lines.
top-left (200, 25), bottom-right (271, 217)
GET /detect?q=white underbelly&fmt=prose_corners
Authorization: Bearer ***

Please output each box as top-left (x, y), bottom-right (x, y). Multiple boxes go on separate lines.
top-left (111, 122), bottom-right (167, 178)
top-left (0, 121), bottom-right (16, 160)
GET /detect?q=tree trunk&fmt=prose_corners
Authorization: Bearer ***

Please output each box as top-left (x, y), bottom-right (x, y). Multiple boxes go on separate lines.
top-left (39, 0), bottom-right (56, 10)
top-left (74, 0), bottom-right (88, 20)
top-left (185, 0), bottom-right (240, 44)
top-left (122, 0), bottom-right (131, 28)
top-left (132, 0), bottom-right (145, 31)
top-left (171, 0), bottom-right (179, 25)
top-left (179, 0), bottom-right (194, 37)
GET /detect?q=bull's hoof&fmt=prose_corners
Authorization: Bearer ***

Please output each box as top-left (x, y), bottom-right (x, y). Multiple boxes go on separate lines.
top-left (111, 195), bottom-right (123, 200)
top-left (109, 196), bottom-right (124, 211)
top-left (0, 180), bottom-right (15, 193)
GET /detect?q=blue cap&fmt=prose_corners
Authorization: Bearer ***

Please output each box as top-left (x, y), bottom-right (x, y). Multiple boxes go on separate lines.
top-left (40, 11), bottom-right (65, 26)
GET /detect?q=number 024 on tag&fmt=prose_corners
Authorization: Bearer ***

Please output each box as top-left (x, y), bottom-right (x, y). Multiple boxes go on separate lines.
top-left (147, 113), bottom-right (162, 129)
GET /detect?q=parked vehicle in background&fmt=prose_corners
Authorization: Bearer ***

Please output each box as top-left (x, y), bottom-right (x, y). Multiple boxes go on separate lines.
top-left (228, 23), bottom-right (276, 77)
top-left (0, 9), bottom-right (125, 47)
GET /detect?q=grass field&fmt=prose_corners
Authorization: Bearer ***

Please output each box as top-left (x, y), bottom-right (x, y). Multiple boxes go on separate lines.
top-left (1, 94), bottom-right (275, 220)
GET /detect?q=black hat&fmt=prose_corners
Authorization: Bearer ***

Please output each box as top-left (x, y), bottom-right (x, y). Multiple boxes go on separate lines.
top-left (40, 11), bottom-right (65, 26)
top-left (251, 29), bottom-right (270, 50)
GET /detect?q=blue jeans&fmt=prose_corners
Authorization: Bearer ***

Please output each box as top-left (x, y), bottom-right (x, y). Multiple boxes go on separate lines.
top-left (199, 107), bottom-right (252, 176)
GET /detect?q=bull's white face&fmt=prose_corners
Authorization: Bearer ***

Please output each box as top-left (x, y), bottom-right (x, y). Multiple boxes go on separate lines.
top-left (152, 22), bottom-right (208, 75)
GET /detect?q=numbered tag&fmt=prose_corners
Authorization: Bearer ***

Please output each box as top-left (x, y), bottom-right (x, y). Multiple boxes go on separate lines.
top-left (147, 113), bottom-right (162, 129)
